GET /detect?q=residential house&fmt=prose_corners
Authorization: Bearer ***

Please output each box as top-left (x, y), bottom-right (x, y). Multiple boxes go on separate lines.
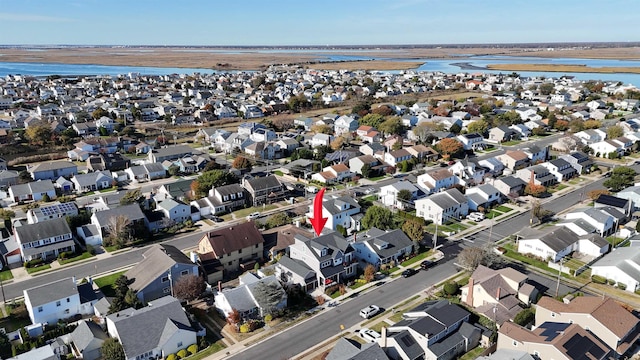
top-left (521, 145), bottom-right (549, 163)
top-left (0, 169), bottom-right (19, 189)
top-left (381, 300), bottom-right (482, 360)
top-left (124, 163), bottom-right (167, 183)
top-left (415, 188), bottom-right (469, 225)
top-left (334, 115), bottom-right (358, 136)
top-left (69, 320), bottom-right (109, 360)
top-left (8, 180), bottom-right (57, 203)
top-left (275, 138), bottom-right (299, 156)
top-left (307, 195), bottom-right (362, 234)
top-left (489, 126), bottom-right (519, 143)
top-left (86, 153), bottom-right (131, 172)
top-left (197, 222), bottom-right (264, 283)
top-left (465, 183), bottom-right (502, 212)
top-left (90, 204), bottom-right (148, 244)
top-left (24, 277), bottom-right (97, 325)
top-left (349, 155), bottom-right (381, 176)
top-left (509, 124), bottom-right (532, 138)
top-left (192, 184), bottom-right (246, 216)
top-left (356, 125), bottom-right (381, 143)
top-left (15, 218), bottom-right (75, 263)
top-left (478, 157), bottom-right (505, 177)
top-left (517, 226), bottom-right (609, 263)
top-left (28, 161), bottom-right (77, 181)
top-left (565, 208), bottom-right (617, 237)
top-left (535, 296), bottom-right (640, 357)
top-left (406, 144), bottom-right (439, 162)
top-left (70, 171), bottom-right (113, 194)
top-left (293, 117), bottom-right (313, 131)
top-left (242, 175), bottom-right (285, 206)
top-left (214, 272), bottom-right (287, 320)
top-left (498, 321), bottom-right (612, 360)
top-left (312, 163), bottom-right (353, 184)
top-left (449, 158), bottom-right (486, 186)
top-left (384, 149), bottom-right (413, 167)
top-left (515, 165), bottom-right (557, 187)
top-left (106, 296), bottom-right (197, 360)
top-left (575, 129), bottom-right (607, 145)
top-left (416, 169), bottom-right (459, 194)
top-left (125, 244), bottom-right (199, 303)
top-left (310, 133), bottom-right (333, 148)
top-left (540, 158), bottom-right (577, 182)
top-left (359, 142), bottom-right (386, 159)
top-left (148, 145), bottom-right (194, 163)
top-left (156, 198), bottom-right (191, 224)
top-left (379, 180), bottom-right (421, 210)
top-left (325, 339), bottom-right (389, 360)
top-left (594, 194), bottom-right (633, 217)
top-left (591, 249), bottom-right (640, 293)
top-left (352, 228), bottom-right (414, 269)
top-left (277, 231), bottom-right (357, 290)
top-left (591, 140), bottom-right (624, 158)
top-left (497, 151), bottom-right (529, 171)
top-left (460, 265), bottom-right (538, 325)
top-left (26, 201), bottom-right (78, 224)
top-left (493, 176), bottom-right (527, 197)
top-left (617, 185), bottom-right (640, 210)
top-left (155, 179), bottom-right (194, 202)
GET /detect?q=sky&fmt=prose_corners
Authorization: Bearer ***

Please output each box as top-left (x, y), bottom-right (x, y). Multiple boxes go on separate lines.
top-left (0, 0), bottom-right (638, 46)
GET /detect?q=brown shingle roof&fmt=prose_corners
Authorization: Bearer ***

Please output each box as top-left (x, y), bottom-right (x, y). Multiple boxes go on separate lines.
top-left (428, 168), bottom-right (453, 181)
top-left (506, 150), bottom-right (529, 161)
top-left (331, 163), bottom-right (350, 172)
top-left (199, 221), bottom-right (263, 258)
top-left (537, 296), bottom-right (639, 338)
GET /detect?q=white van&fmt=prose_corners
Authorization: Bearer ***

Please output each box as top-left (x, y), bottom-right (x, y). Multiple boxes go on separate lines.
top-left (359, 305), bottom-right (380, 319)
top-left (246, 212), bottom-right (261, 220)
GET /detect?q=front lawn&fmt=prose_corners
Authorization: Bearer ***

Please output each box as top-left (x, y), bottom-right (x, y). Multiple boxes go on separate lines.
top-left (459, 347), bottom-right (486, 360)
top-left (606, 236), bottom-right (625, 247)
top-left (59, 251), bottom-right (94, 265)
top-left (94, 270), bottom-right (128, 297)
top-left (401, 250), bottom-right (432, 267)
top-left (0, 269), bottom-right (13, 281)
top-left (495, 205), bottom-right (513, 213)
top-left (234, 205), bottom-right (278, 218)
top-left (26, 264), bottom-right (51, 274)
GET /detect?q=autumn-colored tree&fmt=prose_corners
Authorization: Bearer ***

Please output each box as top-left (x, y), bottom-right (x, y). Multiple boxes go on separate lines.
top-left (227, 308), bottom-right (241, 326)
top-left (467, 119), bottom-right (489, 135)
top-left (364, 264), bottom-right (376, 282)
top-left (587, 189), bottom-right (611, 200)
top-left (232, 155), bottom-right (252, 170)
top-left (173, 274), bottom-right (206, 303)
top-left (330, 136), bottom-right (345, 150)
top-left (371, 105), bottom-right (394, 116)
top-left (311, 124), bottom-right (332, 134)
top-left (607, 125), bottom-right (624, 139)
top-left (402, 219), bottom-right (425, 243)
top-left (457, 247), bottom-right (487, 271)
top-left (583, 120), bottom-right (601, 129)
top-left (524, 183), bottom-right (546, 198)
top-left (554, 119), bottom-right (569, 131)
top-left (378, 116), bottom-right (403, 136)
top-left (25, 124), bottom-right (52, 147)
top-left (435, 138), bottom-right (463, 159)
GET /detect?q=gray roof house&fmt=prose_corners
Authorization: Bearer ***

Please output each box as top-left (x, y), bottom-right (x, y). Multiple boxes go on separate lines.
top-left (214, 272), bottom-right (287, 320)
top-left (148, 144), bottom-right (194, 163)
top-left (69, 320), bottom-right (108, 360)
top-left (70, 170), bottom-right (113, 194)
top-left (242, 175), bottom-right (285, 206)
top-left (352, 228), bottom-right (414, 268)
top-left (106, 296), bottom-right (197, 360)
top-left (591, 249), bottom-right (640, 293)
top-left (28, 161), bottom-right (78, 181)
top-left (14, 217), bottom-right (75, 263)
top-left (90, 204), bottom-right (148, 243)
top-left (326, 338), bottom-right (389, 360)
top-left (125, 244), bottom-right (199, 303)
top-left (23, 277), bottom-right (97, 325)
top-left (8, 180), bottom-right (57, 203)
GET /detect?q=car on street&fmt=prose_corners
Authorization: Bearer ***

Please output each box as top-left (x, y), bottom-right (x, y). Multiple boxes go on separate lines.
top-left (358, 328), bottom-right (381, 343)
top-left (401, 268), bottom-right (418, 278)
top-left (246, 212), bottom-right (261, 220)
top-left (359, 305), bottom-right (380, 319)
top-left (466, 212), bottom-right (485, 222)
top-left (364, 187), bottom-right (376, 194)
top-left (420, 260), bottom-right (433, 270)
top-left (212, 216), bottom-right (224, 222)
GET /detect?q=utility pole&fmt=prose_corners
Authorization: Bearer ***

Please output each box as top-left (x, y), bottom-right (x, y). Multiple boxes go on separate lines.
top-left (555, 257), bottom-right (563, 297)
top-left (433, 214), bottom-right (439, 250)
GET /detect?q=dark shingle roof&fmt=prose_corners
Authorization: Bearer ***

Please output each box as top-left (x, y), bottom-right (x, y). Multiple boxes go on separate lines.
top-left (24, 277), bottom-right (78, 308)
top-left (200, 221), bottom-right (263, 257)
top-left (70, 321), bottom-right (108, 352)
top-left (126, 244), bottom-right (194, 292)
top-left (15, 217), bottom-right (71, 244)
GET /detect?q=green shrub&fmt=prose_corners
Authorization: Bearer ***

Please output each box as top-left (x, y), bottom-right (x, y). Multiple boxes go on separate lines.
top-left (591, 275), bottom-right (607, 284)
top-left (24, 258), bottom-right (44, 268)
top-left (86, 245), bottom-right (96, 255)
top-left (443, 282), bottom-right (460, 296)
top-left (166, 354), bottom-right (177, 360)
top-left (618, 282), bottom-right (627, 290)
top-left (177, 349), bottom-right (188, 359)
top-left (514, 308), bottom-right (535, 326)
top-left (187, 344), bottom-right (198, 355)
top-left (607, 278), bottom-right (616, 285)
top-left (264, 314), bottom-right (273, 323)
top-left (239, 323), bottom-right (250, 333)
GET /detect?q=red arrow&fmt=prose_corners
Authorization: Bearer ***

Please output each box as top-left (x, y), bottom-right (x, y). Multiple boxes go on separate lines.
top-left (309, 187), bottom-right (327, 236)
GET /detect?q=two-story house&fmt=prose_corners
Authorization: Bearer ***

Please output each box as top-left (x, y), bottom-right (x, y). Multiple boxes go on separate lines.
top-left (28, 161), bottom-right (78, 181)
top-left (26, 201), bottom-right (78, 224)
top-left (192, 184), bottom-right (246, 217)
top-left (449, 158), bottom-right (486, 186)
top-left (307, 195), bottom-right (361, 234)
top-left (24, 277), bottom-right (97, 325)
top-left (415, 188), bottom-right (469, 225)
top-left (515, 165), bottom-right (557, 187)
top-left (351, 228), bottom-right (414, 269)
top-left (559, 151), bottom-right (593, 174)
top-left (384, 149), bottom-right (413, 168)
top-left (457, 133), bottom-right (485, 150)
top-left (15, 218), bottom-right (75, 263)
top-left (498, 150), bottom-right (530, 171)
top-left (125, 244), bottom-right (199, 303)
top-left (539, 158), bottom-right (577, 182)
top-left (465, 183), bottom-right (502, 211)
top-left (334, 115), bottom-right (358, 136)
top-left (379, 180), bottom-right (421, 210)
top-left (416, 169), bottom-right (460, 194)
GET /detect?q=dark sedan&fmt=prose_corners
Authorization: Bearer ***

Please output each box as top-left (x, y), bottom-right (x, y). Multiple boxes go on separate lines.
top-left (401, 268), bottom-right (418, 278)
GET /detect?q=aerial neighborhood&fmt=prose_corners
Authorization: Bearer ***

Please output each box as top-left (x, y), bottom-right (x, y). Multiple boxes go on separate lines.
top-left (1, 65), bottom-right (640, 359)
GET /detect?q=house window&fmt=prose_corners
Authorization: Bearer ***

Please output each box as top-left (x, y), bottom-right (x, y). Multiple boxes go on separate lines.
top-left (56, 301), bottom-right (61, 307)
top-left (181, 270), bottom-right (189, 276)
top-left (177, 342), bottom-right (183, 348)
top-left (163, 287), bottom-right (171, 294)
top-left (161, 276), bottom-right (169, 283)
top-left (255, 244), bottom-right (259, 248)
top-left (512, 340), bottom-right (517, 347)
top-left (38, 307), bottom-right (43, 312)
top-left (67, 298), bottom-right (70, 303)
top-left (64, 309), bottom-right (70, 314)
top-left (228, 261), bottom-right (232, 266)
top-left (238, 249), bottom-right (242, 254)
top-left (551, 312), bottom-right (556, 318)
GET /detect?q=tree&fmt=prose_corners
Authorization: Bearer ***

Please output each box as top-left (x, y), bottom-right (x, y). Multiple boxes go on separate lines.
top-left (358, 113), bottom-right (385, 128)
top-left (364, 264), bottom-right (376, 282)
top-left (251, 279), bottom-right (286, 315)
top-left (24, 124), bottom-right (52, 146)
top-left (105, 215), bottom-right (132, 248)
top-left (0, 332), bottom-right (11, 359)
top-left (193, 170), bottom-right (239, 198)
top-left (443, 282), bottom-right (460, 296)
top-left (311, 124), bottom-right (332, 134)
top-left (396, 189), bottom-right (412, 203)
top-left (167, 164), bottom-right (180, 176)
top-left (330, 136), bottom-right (345, 151)
top-left (372, 105), bottom-right (394, 116)
top-left (532, 127), bottom-right (547, 136)
top-left (457, 247), bottom-right (488, 271)
top-left (531, 200), bottom-right (553, 222)
top-left (120, 189), bottom-right (143, 206)
top-left (173, 274), bottom-right (206, 302)
top-left (266, 212), bottom-right (291, 228)
top-left (539, 83), bottom-right (555, 95)
top-left (435, 138), bottom-right (463, 159)
top-left (583, 120), bottom-right (601, 129)
top-left (604, 166), bottom-right (636, 191)
top-left (101, 338), bottom-right (125, 360)
top-left (227, 308), bottom-right (241, 326)
top-left (467, 119), bottom-right (489, 135)
top-left (362, 206), bottom-right (394, 230)
top-left (524, 183), bottom-right (546, 197)
top-left (587, 189), bottom-right (611, 200)
top-left (232, 156), bottom-right (252, 170)
top-left (514, 308), bottom-right (535, 326)
top-left (607, 125), bottom-right (624, 139)
top-left (360, 163), bottom-right (372, 178)
top-left (0, 209), bottom-right (15, 221)
top-left (352, 101), bottom-right (371, 117)
top-left (378, 116), bottom-right (403, 136)
top-left (402, 219), bottom-right (424, 243)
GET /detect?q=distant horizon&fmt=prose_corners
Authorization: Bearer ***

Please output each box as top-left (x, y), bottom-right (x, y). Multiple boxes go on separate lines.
top-left (1, 0), bottom-right (638, 46)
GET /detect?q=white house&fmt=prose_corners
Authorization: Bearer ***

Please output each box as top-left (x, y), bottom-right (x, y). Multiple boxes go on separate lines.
top-left (565, 208), bottom-right (616, 237)
top-left (590, 140), bottom-right (624, 158)
top-left (457, 133), bottom-right (485, 151)
top-left (415, 188), bottom-right (468, 225)
top-left (416, 168), bottom-right (460, 194)
top-left (591, 249), bottom-right (640, 293)
top-left (310, 133), bottom-right (333, 148)
top-left (517, 227), bottom-right (609, 263)
top-left (379, 180), bottom-right (421, 210)
top-left (214, 273), bottom-right (287, 320)
top-left (306, 195), bottom-right (361, 234)
top-left (24, 277), bottom-right (97, 325)
top-left (465, 183), bottom-right (502, 211)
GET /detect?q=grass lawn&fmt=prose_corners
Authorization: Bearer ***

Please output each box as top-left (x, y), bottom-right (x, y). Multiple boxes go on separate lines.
top-left (502, 243), bottom-right (558, 274)
top-left (486, 210), bottom-right (502, 219)
top-left (104, 245), bottom-right (120, 253)
top-left (368, 321), bottom-right (386, 333)
top-left (502, 140), bottom-right (522, 146)
top-left (273, 170), bottom-right (284, 176)
top-left (94, 270), bottom-right (128, 297)
top-left (367, 175), bottom-right (386, 181)
top-left (59, 251), bottom-right (94, 265)
top-left (184, 341), bottom-right (227, 360)
top-left (362, 195), bottom-right (377, 202)
top-left (568, 178), bottom-right (585, 185)
top-left (0, 269), bottom-right (13, 281)
top-left (389, 312), bottom-right (403, 323)
top-left (234, 205), bottom-right (278, 218)
top-left (426, 223), bottom-right (466, 236)
top-left (606, 236), bottom-right (625, 247)
top-left (349, 281), bottom-right (366, 290)
top-left (495, 205), bottom-right (513, 213)
top-left (564, 258), bottom-right (586, 271)
top-left (201, 219), bottom-right (214, 226)
top-left (401, 251), bottom-right (432, 267)
top-left (459, 346), bottom-right (486, 360)
top-left (98, 187), bottom-right (117, 193)
top-left (26, 264), bottom-right (51, 274)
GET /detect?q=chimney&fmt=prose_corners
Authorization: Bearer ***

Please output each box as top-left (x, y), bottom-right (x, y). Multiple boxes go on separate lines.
top-left (466, 278), bottom-right (474, 306)
top-left (496, 287), bottom-right (501, 301)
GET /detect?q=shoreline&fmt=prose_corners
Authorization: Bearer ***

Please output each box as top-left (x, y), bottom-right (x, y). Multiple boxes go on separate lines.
top-left (486, 63), bottom-right (640, 74)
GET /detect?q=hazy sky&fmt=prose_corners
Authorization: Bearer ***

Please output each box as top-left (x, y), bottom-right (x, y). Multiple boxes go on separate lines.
top-left (1, 0), bottom-right (638, 46)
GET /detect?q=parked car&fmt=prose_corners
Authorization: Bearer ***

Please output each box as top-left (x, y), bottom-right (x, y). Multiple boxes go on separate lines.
top-left (359, 305), bottom-right (380, 319)
top-left (364, 187), bottom-right (376, 194)
top-left (420, 260), bottom-right (433, 270)
top-left (358, 328), bottom-right (381, 343)
top-left (305, 185), bottom-right (319, 194)
top-left (402, 268), bottom-right (418, 278)
top-left (246, 212), bottom-right (261, 220)
top-left (466, 212), bottom-right (485, 221)
top-left (212, 216), bottom-right (224, 223)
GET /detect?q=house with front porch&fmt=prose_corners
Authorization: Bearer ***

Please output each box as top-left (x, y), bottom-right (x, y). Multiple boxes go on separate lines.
top-left (242, 175), bottom-right (285, 207)
top-left (280, 231), bottom-right (357, 290)
top-left (517, 226), bottom-right (609, 263)
top-left (192, 184), bottom-right (246, 216)
top-left (70, 171), bottom-right (113, 194)
top-left (15, 217), bottom-right (75, 263)
top-left (352, 228), bottom-right (414, 269)
top-left (307, 195), bottom-right (362, 234)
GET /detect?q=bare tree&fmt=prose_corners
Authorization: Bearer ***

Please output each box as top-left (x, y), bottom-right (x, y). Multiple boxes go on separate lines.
top-left (457, 247), bottom-right (487, 271)
top-left (173, 274), bottom-right (206, 303)
top-left (106, 215), bottom-right (132, 248)
top-left (364, 264), bottom-right (376, 282)
top-left (531, 200), bottom-right (553, 222)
